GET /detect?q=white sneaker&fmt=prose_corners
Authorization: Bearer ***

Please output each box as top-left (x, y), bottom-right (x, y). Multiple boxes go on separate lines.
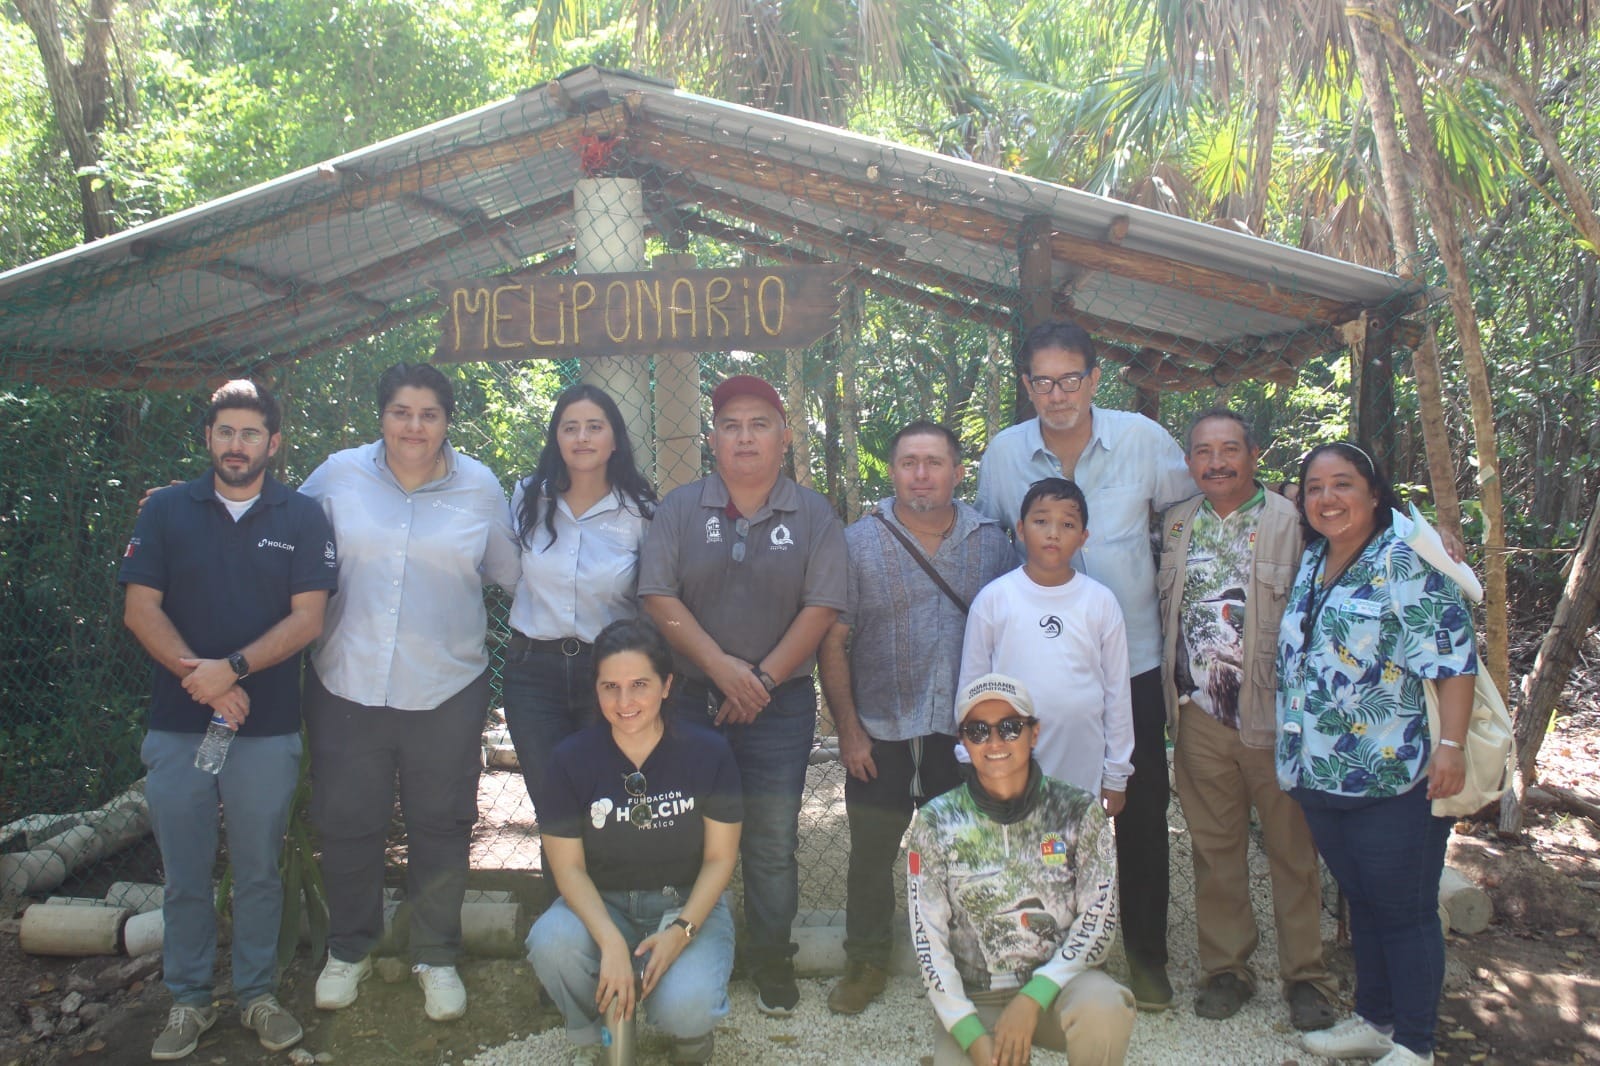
top-left (1374, 1046), bottom-right (1434, 1065)
top-left (314, 954), bottom-right (372, 1011)
top-left (1300, 1015), bottom-right (1395, 1059)
top-left (413, 963), bottom-right (467, 1021)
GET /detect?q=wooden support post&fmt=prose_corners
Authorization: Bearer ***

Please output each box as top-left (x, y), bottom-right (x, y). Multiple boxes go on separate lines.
top-left (575, 178), bottom-right (653, 462)
top-left (1136, 386), bottom-right (1161, 423)
top-left (651, 253), bottom-right (702, 493)
top-left (1014, 215), bottom-right (1056, 425)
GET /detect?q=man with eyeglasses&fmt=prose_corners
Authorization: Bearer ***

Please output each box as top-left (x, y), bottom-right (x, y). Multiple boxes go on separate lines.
top-left (640, 374), bottom-right (847, 1016)
top-left (817, 421), bottom-right (1014, 1015)
top-left (975, 320), bottom-right (1193, 1011)
top-left (121, 380), bottom-right (336, 1060)
top-left (1156, 409), bottom-right (1337, 1030)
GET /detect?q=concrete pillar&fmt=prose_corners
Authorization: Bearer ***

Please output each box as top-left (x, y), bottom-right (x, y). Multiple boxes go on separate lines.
top-left (574, 179), bottom-right (654, 469)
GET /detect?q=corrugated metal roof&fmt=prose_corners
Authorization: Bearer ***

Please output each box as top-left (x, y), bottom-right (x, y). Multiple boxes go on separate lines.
top-left (0, 65), bottom-right (1425, 391)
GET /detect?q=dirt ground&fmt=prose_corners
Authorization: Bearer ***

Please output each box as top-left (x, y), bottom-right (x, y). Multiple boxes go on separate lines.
top-left (3, 707), bottom-right (1597, 1066)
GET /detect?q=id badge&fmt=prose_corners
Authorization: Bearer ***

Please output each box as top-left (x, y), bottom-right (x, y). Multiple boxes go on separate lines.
top-left (657, 907), bottom-right (683, 934)
top-left (1283, 688), bottom-right (1306, 735)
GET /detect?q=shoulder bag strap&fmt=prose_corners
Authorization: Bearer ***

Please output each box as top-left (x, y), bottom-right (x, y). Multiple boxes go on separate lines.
top-left (873, 510), bottom-right (970, 614)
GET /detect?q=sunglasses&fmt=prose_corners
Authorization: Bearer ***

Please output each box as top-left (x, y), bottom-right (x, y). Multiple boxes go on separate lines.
top-left (623, 771), bottom-right (652, 828)
top-left (731, 516), bottom-right (751, 563)
top-left (959, 716), bottom-right (1033, 744)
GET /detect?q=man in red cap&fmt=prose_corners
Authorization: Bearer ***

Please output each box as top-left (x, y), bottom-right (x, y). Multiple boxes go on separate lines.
top-left (640, 373), bottom-right (847, 1016)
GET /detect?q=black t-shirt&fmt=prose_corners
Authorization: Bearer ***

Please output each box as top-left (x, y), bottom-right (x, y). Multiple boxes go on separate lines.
top-left (118, 474), bottom-right (338, 736)
top-left (540, 720), bottom-right (743, 891)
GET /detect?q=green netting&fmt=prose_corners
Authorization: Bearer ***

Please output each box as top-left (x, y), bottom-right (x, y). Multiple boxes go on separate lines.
top-left (1, 73), bottom-right (1421, 940)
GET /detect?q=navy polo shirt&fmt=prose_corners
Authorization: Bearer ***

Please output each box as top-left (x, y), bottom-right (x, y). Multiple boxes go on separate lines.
top-left (119, 473), bottom-right (338, 736)
top-left (540, 720), bottom-right (743, 891)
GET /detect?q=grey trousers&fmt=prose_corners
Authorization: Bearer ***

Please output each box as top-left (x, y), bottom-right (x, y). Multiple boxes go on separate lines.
top-left (305, 667), bottom-right (488, 966)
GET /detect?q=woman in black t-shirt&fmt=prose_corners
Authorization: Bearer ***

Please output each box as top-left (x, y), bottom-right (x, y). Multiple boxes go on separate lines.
top-left (525, 618), bottom-right (742, 1065)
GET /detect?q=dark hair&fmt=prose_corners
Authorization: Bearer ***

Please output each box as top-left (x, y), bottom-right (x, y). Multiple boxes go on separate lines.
top-left (1016, 320), bottom-right (1097, 374)
top-left (888, 420), bottom-right (962, 463)
top-left (516, 385), bottom-right (658, 550)
top-left (1019, 476), bottom-right (1089, 527)
top-left (593, 617), bottom-right (675, 684)
top-left (377, 363), bottom-right (455, 422)
top-left (1186, 407), bottom-right (1258, 452)
top-left (206, 379), bottom-right (281, 435)
top-left (1295, 441), bottom-right (1403, 543)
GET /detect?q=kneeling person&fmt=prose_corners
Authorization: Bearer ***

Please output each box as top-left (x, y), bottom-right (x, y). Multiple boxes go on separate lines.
top-left (908, 674), bottom-right (1135, 1066)
top-left (526, 619), bottom-right (741, 1065)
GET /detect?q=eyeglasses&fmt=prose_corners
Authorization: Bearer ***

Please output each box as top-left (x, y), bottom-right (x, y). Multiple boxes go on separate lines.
top-left (212, 426), bottom-right (266, 445)
top-left (731, 517), bottom-right (751, 563)
top-left (1025, 371), bottom-right (1091, 396)
top-left (623, 771), bottom-right (652, 827)
top-left (958, 716), bottom-right (1033, 744)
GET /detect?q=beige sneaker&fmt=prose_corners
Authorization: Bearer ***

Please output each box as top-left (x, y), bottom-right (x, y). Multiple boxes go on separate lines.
top-left (150, 1004), bottom-right (217, 1061)
top-left (314, 953), bottom-right (372, 1010)
top-left (240, 994), bottom-right (303, 1052)
top-left (414, 963), bottom-right (467, 1021)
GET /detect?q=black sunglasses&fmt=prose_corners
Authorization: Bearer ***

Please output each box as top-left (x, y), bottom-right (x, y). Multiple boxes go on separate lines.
top-left (959, 716), bottom-right (1033, 744)
top-left (623, 771), bottom-right (651, 827)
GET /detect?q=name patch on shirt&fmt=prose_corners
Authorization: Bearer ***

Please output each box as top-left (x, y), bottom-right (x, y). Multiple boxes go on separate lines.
top-left (1435, 629), bottom-right (1454, 655)
top-left (1342, 599), bottom-right (1383, 619)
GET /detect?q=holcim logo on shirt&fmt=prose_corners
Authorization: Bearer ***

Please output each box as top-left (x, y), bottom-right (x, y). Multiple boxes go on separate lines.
top-left (258, 538), bottom-right (295, 552)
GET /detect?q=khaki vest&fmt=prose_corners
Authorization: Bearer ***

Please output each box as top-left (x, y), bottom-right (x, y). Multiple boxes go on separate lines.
top-left (1157, 489), bottom-right (1303, 750)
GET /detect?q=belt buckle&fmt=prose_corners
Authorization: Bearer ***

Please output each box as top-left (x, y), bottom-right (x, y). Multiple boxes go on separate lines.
top-left (560, 637), bottom-right (583, 657)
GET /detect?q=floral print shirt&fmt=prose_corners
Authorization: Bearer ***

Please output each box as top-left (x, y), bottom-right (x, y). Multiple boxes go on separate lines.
top-left (1275, 527), bottom-right (1478, 798)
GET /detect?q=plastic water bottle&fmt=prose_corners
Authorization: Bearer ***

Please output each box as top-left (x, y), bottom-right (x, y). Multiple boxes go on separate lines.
top-left (194, 714), bottom-right (236, 774)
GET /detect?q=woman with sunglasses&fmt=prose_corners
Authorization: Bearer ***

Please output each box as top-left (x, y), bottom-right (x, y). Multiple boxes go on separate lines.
top-left (504, 384), bottom-right (657, 810)
top-left (907, 673), bottom-right (1135, 1066)
top-left (525, 618), bottom-right (741, 1065)
top-left (1276, 442), bottom-right (1477, 1066)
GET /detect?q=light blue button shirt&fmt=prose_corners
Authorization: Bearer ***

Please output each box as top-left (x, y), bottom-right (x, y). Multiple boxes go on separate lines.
top-left (975, 407), bottom-right (1193, 674)
top-left (300, 440), bottom-right (519, 711)
top-left (507, 481), bottom-right (649, 642)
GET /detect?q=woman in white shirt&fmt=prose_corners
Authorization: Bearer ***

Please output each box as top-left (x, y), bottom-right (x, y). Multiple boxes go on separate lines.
top-left (503, 384), bottom-right (656, 811)
top-left (300, 363), bottom-right (519, 1025)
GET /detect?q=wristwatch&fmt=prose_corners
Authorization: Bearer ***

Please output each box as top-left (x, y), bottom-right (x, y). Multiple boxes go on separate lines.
top-left (227, 651), bottom-right (251, 680)
top-left (670, 917), bottom-right (697, 941)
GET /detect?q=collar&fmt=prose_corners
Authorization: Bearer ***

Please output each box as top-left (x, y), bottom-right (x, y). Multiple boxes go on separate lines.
top-left (557, 488), bottom-right (626, 522)
top-left (698, 471), bottom-right (798, 520)
top-left (877, 497), bottom-right (993, 542)
top-left (965, 759), bottom-right (1044, 825)
top-left (186, 472), bottom-right (289, 506)
top-left (1025, 405), bottom-right (1110, 462)
top-left (1198, 483), bottom-right (1268, 520)
top-left (371, 439), bottom-right (457, 487)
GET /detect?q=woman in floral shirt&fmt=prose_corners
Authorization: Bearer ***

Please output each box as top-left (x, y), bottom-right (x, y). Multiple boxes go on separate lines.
top-left (1275, 442), bottom-right (1477, 1066)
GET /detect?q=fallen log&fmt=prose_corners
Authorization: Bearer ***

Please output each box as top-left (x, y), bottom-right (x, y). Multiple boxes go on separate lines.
top-left (1524, 784), bottom-right (1600, 827)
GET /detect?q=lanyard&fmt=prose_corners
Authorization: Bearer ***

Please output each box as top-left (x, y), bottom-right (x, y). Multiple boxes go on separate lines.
top-left (1299, 533), bottom-right (1377, 656)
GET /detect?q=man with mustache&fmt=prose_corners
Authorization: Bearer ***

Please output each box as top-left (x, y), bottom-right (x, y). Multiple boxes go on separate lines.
top-left (1156, 408), bottom-right (1336, 1030)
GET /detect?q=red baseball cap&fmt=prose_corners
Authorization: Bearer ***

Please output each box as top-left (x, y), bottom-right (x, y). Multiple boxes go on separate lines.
top-left (711, 374), bottom-right (785, 418)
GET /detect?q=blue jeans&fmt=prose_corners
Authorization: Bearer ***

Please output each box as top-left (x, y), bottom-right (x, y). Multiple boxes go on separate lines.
top-left (500, 640), bottom-right (596, 810)
top-left (142, 729), bottom-right (301, 1006)
top-left (1295, 783), bottom-right (1451, 1055)
top-left (666, 677), bottom-right (815, 973)
top-left (526, 887), bottom-right (735, 1044)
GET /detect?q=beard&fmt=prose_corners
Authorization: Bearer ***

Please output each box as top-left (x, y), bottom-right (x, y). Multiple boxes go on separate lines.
top-left (213, 452), bottom-right (269, 487)
top-left (901, 495), bottom-right (938, 514)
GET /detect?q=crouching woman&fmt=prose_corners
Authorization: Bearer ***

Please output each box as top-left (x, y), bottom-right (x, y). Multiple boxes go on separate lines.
top-left (526, 618), bottom-right (741, 1064)
top-left (908, 673), bottom-right (1136, 1066)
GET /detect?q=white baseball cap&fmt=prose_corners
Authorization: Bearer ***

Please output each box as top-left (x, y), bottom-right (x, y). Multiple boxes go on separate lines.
top-left (955, 673), bottom-right (1036, 724)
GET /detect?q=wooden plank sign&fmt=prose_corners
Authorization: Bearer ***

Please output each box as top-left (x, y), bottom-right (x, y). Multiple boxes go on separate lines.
top-left (434, 264), bottom-right (843, 362)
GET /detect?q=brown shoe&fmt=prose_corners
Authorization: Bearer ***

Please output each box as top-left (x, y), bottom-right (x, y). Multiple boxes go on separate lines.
top-left (1287, 980), bottom-right (1339, 1031)
top-left (827, 961), bottom-right (888, 1015)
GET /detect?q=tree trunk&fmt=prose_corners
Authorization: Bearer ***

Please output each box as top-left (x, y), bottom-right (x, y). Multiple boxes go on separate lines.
top-left (1374, 0), bottom-right (1510, 693)
top-left (1244, 62), bottom-right (1282, 235)
top-left (838, 286), bottom-right (863, 521)
top-left (1344, 4), bottom-right (1465, 537)
top-left (12, 0), bottom-right (120, 241)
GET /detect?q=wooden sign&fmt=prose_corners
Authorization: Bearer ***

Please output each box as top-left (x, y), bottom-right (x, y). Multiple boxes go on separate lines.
top-left (434, 265), bottom-right (843, 362)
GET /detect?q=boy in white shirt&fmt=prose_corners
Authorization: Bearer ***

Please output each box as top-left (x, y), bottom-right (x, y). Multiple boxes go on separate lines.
top-left (959, 477), bottom-right (1135, 815)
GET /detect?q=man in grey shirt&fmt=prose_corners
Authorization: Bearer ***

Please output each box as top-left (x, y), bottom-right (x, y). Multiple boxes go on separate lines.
top-left (818, 421), bottom-right (1013, 1015)
top-left (639, 374), bottom-right (847, 1016)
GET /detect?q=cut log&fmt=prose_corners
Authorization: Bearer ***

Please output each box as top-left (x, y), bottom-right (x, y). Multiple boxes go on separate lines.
top-left (1438, 866), bottom-right (1493, 934)
top-left (20, 903), bottom-right (131, 956)
top-left (1524, 784), bottom-right (1600, 827)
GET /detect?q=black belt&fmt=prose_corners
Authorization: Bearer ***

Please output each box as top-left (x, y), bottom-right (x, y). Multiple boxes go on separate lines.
top-left (508, 633), bottom-right (591, 657)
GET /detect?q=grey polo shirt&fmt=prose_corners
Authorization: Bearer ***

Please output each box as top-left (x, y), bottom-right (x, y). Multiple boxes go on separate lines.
top-left (638, 472), bottom-right (847, 684)
top-left (300, 440), bottom-right (519, 710)
top-left (840, 499), bottom-right (1015, 741)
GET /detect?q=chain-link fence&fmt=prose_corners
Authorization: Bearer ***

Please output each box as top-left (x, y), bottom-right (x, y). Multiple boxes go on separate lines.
top-left (2, 69), bottom-right (1424, 948)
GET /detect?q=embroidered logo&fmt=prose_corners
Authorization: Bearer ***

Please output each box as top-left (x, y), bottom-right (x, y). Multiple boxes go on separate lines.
top-left (1039, 614), bottom-right (1063, 639)
top-left (705, 515), bottom-right (722, 543)
top-left (589, 798), bottom-right (614, 829)
top-left (1040, 834), bottom-right (1068, 866)
top-left (770, 523), bottom-right (794, 549)
top-left (324, 541), bottom-right (337, 564)
top-left (257, 538), bottom-right (295, 552)
top-left (124, 536), bottom-right (141, 558)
